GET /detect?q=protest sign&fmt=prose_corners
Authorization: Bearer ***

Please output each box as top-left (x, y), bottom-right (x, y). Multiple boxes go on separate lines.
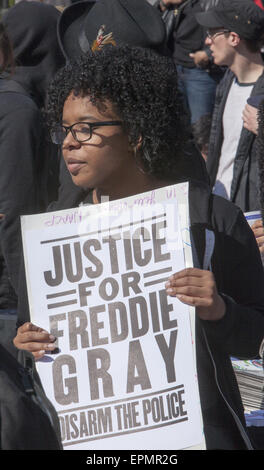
top-left (244, 210), bottom-right (262, 227)
top-left (21, 182), bottom-right (205, 450)
top-left (244, 210), bottom-right (264, 266)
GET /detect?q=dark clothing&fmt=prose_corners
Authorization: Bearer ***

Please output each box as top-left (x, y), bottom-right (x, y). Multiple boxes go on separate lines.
top-left (3, 1), bottom-right (65, 108)
top-left (156, 0), bottom-right (224, 123)
top-left (207, 68), bottom-right (264, 212)
top-left (0, 344), bottom-right (62, 450)
top-left (0, 2), bottom-right (64, 331)
top-left (158, 0), bottom-right (222, 73)
top-left (0, 85), bottom-right (44, 308)
top-left (171, 0), bottom-right (207, 68)
top-left (190, 183), bottom-right (264, 449)
top-left (17, 179), bottom-right (264, 449)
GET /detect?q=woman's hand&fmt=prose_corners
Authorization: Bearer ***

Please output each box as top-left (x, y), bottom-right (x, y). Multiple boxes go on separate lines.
top-left (165, 268), bottom-right (226, 321)
top-left (251, 219), bottom-right (264, 254)
top-left (13, 322), bottom-right (57, 360)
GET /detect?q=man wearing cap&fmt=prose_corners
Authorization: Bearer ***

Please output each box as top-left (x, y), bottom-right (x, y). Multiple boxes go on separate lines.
top-left (196, 0), bottom-right (264, 212)
top-left (156, 0), bottom-right (224, 125)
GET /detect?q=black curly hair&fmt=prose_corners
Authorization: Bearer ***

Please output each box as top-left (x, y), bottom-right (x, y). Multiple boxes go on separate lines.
top-left (47, 45), bottom-right (202, 181)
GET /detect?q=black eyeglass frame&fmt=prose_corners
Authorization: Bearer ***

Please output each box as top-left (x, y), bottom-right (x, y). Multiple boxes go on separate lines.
top-left (206, 29), bottom-right (230, 40)
top-left (51, 120), bottom-right (123, 145)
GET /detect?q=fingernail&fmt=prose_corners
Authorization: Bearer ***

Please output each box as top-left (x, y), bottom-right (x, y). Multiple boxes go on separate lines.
top-left (165, 281), bottom-right (171, 287)
top-left (166, 288), bottom-right (174, 293)
top-left (46, 343), bottom-right (56, 349)
top-left (49, 335), bottom-right (56, 342)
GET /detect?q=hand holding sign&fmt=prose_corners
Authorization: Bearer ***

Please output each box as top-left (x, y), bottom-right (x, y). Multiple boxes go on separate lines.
top-left (165, 268), bottom-right (226, 321)
top-left (14, 322), bottom-right (56, 359)
top-left (251, 219), bottom-right (264, 254)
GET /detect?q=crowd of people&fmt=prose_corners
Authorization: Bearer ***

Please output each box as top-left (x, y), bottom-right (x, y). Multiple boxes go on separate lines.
top-left (1, 0), bottom-right (264, 451)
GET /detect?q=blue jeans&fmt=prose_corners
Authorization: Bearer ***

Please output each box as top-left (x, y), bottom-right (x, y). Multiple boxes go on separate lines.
top-left (176, 65), bottom-right (218, 124)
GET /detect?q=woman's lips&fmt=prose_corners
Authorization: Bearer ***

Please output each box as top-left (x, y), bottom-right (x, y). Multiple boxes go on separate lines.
top-left (67, 160), bottom-right (86, 174)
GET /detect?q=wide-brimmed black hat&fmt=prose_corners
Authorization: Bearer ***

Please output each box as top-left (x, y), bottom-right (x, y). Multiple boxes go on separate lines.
top-left (195, 0), bottom-right (264, 41)
top-left (58, 0), bottom-right (167, 60)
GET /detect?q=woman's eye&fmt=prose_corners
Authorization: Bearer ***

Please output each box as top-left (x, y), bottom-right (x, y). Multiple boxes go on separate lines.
top-left (78, 125), bottom-right (90, 134)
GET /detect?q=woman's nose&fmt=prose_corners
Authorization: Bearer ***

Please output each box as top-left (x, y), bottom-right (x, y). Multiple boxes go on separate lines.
top-left (62, 130), bottom-right (81, 149)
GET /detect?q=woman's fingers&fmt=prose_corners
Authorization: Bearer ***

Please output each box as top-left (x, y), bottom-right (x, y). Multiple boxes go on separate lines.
top-left (13, 322), bottom-right (56, 359)
top-left (165, 268), bottom-right (226, 321)
top-left (251, 220), bottom-right (264, 254)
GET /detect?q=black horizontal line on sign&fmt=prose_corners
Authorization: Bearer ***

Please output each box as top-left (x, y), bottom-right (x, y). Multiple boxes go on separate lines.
top-left (144, 277), bottom-right (171, 287)
top-left (143, 267), bottom-right (172, 278)
top-left (47, 299), bottom-right (78, 309)
top-left (62, 417), bottom-right (189, 447)
top-left (40, 213), bottom-right (166, 245)
top-left (46, 289), bottom-right (77, 299)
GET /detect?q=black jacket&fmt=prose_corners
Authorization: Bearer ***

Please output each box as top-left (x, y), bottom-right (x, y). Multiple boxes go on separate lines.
top-left (207, 68), bottom-right (264, 212)
top-left (17, 180), bottom-right (264, 449)
top-left (0, 3), bottom-right (64, 310)
top-left (0, 81), bottom-right (45, 308)
top-left (156, 0), bottom-right (222, 70)
top-left (189, 181), bottom-right (264, 449)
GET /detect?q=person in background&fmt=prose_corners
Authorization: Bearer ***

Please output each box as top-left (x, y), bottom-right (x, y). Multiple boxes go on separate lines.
top-left (0, 20), bottom-right (62, 452)
top-left (0, 22), bottom-right (16, 351)
top-left (156, 0), bottom-right (224, 125)
top-left (196, 0), bottom-right (264, 212)
top-left (0, 1), bottom-right (64, 351)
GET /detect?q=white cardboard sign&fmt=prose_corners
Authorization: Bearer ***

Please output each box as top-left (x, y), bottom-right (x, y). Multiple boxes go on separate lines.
top-left (21, 182), bottom-right (205, 450)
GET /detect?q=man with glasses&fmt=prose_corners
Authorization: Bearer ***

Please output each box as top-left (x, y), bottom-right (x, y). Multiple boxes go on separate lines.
top-left (196, 0), bottom-right (264, 212)
top-left (157, 0), bottom-right (224, 125)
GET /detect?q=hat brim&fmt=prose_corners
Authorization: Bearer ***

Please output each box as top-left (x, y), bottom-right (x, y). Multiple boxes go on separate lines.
top-left (57, 0), bottom-right (96, 60)
top-left (195, 11), bottom-right (225, 29)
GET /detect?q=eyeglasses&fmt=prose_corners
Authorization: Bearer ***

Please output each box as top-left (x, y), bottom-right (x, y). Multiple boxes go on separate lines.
top-left (206, 29), bottom-right (230, 40)
top-left (50, 120), bottom-right (123, 145)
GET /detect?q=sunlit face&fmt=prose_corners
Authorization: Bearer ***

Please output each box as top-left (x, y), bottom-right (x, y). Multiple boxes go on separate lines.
top-left (62, 92), bottom-right (135, 192)
top-left (205, 29), bottom-right (235, 66)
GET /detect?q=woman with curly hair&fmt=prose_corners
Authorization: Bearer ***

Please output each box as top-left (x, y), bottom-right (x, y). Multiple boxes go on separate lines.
top-left (14, 46), bottom-right (264, 450)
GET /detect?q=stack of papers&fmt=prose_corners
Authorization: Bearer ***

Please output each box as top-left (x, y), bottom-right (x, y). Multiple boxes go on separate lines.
top-left (245, 410), bottom-right (264, 427)
top-left (231, 358), bottom-right (264, 414)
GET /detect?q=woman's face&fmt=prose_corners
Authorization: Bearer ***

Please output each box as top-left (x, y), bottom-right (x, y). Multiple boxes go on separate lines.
top-left (62, 92), bottom-right (136, 194)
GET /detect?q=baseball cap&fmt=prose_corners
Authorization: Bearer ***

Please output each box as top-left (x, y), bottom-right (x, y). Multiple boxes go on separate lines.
top-left (195, 0), bottom-right (264, 41)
